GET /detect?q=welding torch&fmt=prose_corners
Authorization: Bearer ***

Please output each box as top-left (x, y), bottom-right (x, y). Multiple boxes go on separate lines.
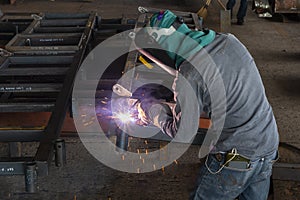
top-left (111, 80), bottom-right (212, 153)
top-left (112, 83), bottom-right (212, 129)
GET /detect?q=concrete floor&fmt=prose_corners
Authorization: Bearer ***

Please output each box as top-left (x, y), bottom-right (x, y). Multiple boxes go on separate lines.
top-left (0, 0), bottom-right (300, 199)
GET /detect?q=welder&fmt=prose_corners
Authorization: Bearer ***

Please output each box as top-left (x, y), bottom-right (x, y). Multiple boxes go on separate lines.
top-left (134, 10), bottom-right (279, 200)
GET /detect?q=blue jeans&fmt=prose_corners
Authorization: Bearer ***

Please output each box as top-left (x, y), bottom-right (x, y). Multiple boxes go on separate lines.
top-left (190, 151), bottom-right (278, 200)
top-left (226, 0), bottom-right (248, 20)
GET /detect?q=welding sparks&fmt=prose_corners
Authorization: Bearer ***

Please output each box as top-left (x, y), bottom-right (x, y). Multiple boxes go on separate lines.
top-left (114, 112), bottom-right (135, 124)
top-left (153, 164), bottom-right (156, 170)
top-left (83, 121), bottom-right (94, 126)
top-left (101, 100), bottom-right (107, 104)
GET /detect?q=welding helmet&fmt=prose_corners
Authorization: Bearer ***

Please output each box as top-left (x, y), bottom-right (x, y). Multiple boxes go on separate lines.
top-left (134, 10), bottom-right (216, 69)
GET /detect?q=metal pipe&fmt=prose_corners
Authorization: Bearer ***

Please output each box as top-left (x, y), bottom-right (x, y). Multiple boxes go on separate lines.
top-left (54, 139), bottom-right (66, 167)
top-left (116, 129), bottom-right (129, 153)
top-left (24, 162), bottom-right (38, 193)
top-left (137, 48), bottom-right (176, 77)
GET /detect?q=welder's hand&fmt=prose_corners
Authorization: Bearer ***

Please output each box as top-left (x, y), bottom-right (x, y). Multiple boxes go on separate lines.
top-left (136, 103), bottom-right (150, 126)
top-left (136, 98), bottom-right (160, 126)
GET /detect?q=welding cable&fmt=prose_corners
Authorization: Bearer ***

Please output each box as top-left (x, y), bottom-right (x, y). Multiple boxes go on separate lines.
top-left (205, 148), bottom-right (238, 174)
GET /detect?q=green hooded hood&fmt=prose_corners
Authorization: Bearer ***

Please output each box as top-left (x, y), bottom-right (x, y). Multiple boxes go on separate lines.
top-left (146, 10), bottom-right (215, 68)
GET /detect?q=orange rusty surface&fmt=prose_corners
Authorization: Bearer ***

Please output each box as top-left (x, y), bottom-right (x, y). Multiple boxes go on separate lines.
top-left (0, 112), bottom-right (77, 132)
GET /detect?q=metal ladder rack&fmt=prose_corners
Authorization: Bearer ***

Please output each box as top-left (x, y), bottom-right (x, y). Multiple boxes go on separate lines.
top-left (0, 11), bottom-right (97, 192)
top-left (0, 13), bottom-right (35, 45)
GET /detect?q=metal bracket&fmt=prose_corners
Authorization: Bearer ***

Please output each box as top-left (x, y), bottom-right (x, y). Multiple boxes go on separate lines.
top-left (0, 48), bottom-right (13, 57)
top-left (30, 14), bottom-right (42, 21)
top-left (112, 84), bottom-right (132, 97)
top-left (138, 6), bottom-right (149, 14)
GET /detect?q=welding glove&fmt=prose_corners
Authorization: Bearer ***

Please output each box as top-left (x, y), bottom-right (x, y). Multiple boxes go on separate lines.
top-left (136, 98), bottom-right (160, 126)
top-left (136, 98), bottom-right (173, 129)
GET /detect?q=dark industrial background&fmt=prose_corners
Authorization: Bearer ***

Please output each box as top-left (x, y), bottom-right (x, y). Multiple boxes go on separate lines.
top-left (0, 0), bottom-right (299, 199)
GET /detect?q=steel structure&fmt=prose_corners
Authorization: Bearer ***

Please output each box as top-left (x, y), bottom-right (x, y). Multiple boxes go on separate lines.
top-left (0, 13), bottom-right (34, 45)
top-left (0, 12), bottom-right (97, 192)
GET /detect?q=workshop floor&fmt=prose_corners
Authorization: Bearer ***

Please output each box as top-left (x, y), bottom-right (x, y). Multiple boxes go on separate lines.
top-left (0, 0), bottom-right (300, 199)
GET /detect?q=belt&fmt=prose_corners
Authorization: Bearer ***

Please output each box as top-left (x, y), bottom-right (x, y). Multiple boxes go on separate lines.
top-left (213, 151), bottom-right (251, 163)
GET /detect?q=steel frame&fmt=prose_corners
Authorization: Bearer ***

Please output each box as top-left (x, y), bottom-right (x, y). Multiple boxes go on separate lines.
top-left (0, 12), bottom-right (97, 190)
top-left (5, 12), bottom-right (95, 54)
top-left (0, 13), bottom-right (34, 42)
top-left (0, 11), bottom-right (142, 192)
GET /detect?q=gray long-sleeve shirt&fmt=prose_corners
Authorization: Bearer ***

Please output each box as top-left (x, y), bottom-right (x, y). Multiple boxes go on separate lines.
top-left (148, 33), bottom-right (279, 160)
